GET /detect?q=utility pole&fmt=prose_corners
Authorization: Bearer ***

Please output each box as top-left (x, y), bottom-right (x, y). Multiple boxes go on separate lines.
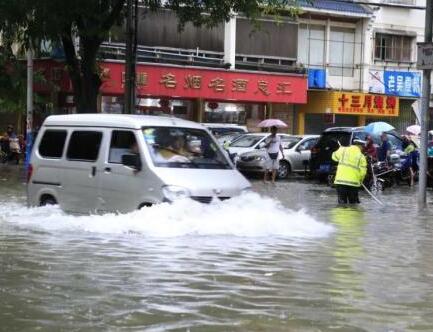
top-left (124, 0), bottom-right (138, 114)
top-left (25, 46), bottom-right (33, 169)
top-left (418, 0), bottom-right (433, 207)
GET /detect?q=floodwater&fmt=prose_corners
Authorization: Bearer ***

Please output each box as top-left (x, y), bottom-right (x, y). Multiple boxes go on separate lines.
top-left (1, 166), bottom-right (433, 331)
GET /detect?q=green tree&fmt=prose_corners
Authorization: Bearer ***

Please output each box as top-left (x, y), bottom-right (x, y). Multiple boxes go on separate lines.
top-left (0, 21), bottom-right (47, 127)
top-left (1, 0), bottom-right (297, 113)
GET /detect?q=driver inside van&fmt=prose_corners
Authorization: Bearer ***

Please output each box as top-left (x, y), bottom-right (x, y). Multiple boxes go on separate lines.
top-left (153, 128), bottom-right (192, 163)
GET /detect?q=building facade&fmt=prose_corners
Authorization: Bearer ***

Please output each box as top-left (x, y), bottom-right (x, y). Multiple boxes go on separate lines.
top-left (29, 1), bottom-right (429, 135)
top-left (298, 0), bottom-right (425, 134)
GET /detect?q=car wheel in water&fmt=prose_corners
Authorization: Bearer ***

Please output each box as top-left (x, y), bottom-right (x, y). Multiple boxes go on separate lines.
top-left (39, 195), bottom-right (57, 206)
top-left (277, 161), bottom-right (291, 179)
top-left (138, 203), bottom-right (153, 209)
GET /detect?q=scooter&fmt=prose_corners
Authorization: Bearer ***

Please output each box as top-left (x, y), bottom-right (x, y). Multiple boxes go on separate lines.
top-left (391, 153), bottom-right (418, 186)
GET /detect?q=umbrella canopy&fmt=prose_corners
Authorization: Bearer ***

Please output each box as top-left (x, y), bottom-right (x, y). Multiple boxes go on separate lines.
top-left (257, 119), bottom-right (288, 128)
top-left (364, 121), bottom-right (395, 134)
top-left (406, 124), bottom-right (421, 136)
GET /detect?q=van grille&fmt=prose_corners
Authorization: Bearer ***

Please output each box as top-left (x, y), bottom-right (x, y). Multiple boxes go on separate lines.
top-left (191, 196), bottom-right (230, 204)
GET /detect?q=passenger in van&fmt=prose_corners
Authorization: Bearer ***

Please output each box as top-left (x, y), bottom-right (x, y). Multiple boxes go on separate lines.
top-left (153, 128), bottom-right (191, 163)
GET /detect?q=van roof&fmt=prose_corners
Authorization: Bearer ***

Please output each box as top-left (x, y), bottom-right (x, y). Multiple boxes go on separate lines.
top-left (43, 114), bottom-right (204, 130)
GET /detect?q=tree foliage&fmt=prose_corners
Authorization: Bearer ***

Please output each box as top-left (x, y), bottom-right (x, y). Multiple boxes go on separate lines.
top-left (0, 0), bottom-right (298, 113)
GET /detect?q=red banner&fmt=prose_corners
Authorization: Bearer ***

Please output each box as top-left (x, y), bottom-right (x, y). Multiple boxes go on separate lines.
top-left (34, 60), bottom-right (307, 104)
top-left (101, 62), bottom-right (307, 104)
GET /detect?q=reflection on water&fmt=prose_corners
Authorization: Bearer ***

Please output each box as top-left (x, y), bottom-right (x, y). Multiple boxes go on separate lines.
top-left (1, 166), bottom-right (433, 331)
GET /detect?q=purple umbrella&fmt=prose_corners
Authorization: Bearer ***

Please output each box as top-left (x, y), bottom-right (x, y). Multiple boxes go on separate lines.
top-left (257, 119), bottom-right (288, 128)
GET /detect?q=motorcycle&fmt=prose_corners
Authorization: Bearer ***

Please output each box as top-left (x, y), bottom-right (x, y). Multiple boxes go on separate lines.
top-left (0, 137), bottom-right (21, 165)
top-left (390, 153), bottom-right (419, 186)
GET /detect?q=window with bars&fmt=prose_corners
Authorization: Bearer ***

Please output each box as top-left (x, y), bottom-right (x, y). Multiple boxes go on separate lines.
top-left (374, 33), bottom-right (413, 62)
top-left (329, 27), bottom-right (355, 77)
top-left (298, 24), bottom-right (326, 67)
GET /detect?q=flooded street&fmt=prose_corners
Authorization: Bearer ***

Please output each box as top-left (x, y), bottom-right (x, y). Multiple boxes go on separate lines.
top-left (1, 166), bottom-right (433, 331)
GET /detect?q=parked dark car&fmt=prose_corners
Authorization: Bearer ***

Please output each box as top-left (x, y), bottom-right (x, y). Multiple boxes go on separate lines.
top-left (310, 126), bottom-right (403, 181)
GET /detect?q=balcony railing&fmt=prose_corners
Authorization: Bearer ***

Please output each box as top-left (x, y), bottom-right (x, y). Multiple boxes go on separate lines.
top-left (99, 42), bottom-right (303, 74)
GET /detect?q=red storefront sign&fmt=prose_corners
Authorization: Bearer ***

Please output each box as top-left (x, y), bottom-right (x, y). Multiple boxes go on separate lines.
top-left (100, 62), bottom-right (307, 103)
top-left (33, 60), bottom-right (307, 104)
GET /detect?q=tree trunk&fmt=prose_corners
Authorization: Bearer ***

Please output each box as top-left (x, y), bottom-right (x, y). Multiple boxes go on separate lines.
top-left (62, 29), bottom-right (101, 113)
top-left (77, 60), bottom-right (101, 113)
top-left (59, 0), bottom-right (125, 113)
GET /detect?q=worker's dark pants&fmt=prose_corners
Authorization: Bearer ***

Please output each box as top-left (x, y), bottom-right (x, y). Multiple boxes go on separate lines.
top-left (336, 185), bottom-right (360, 204)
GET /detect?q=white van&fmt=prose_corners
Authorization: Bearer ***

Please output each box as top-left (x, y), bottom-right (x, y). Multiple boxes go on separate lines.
top-left (27, 114), bottom-right (251, 214)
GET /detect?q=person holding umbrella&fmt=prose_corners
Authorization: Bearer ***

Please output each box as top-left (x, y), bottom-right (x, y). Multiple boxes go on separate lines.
top-left (263, 125), bottom-right (285, 183)
top-left (257, 119), bottom-right (287, 184)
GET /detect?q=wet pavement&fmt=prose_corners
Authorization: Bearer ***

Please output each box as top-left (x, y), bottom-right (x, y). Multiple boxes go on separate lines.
top-left (1, 165), bottom-right (433, 331)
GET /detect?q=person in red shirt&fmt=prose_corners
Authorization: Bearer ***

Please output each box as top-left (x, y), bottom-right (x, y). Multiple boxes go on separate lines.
top-left (364, 135), bottom-right (377, 161)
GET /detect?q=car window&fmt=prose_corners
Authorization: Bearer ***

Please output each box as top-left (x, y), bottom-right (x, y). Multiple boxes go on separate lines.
top-left (229, 135), bottom-right (265, 148)
top-left (108, 131), bottom-right (138, 164)
top-left (66, 131), bottom-right (102, 162)
top-left (143, 127), bottom-right (231, 169)
top-left (318, 132), bottom-right (351, 148)
top-left (352, 131), bottom-right (368, 141)
top-left (280, 136), bottom-right (301, 149)
top-left (38, 130), bottom-right (67, 158)
top-left (298, 138), bottom-right (318, 151)
top-left (387, 134), bottom-right (403, 151)
top-left (209, 127), bottom-right (246, 137)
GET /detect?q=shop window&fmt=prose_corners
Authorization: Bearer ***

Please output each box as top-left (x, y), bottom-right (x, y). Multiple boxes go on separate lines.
top-left (374, 33), bottom-right (412, 62)
top-left (298, 24), bottom-right (325, 67)
top-left (329, 27), bottom-right (355, 77)
top-left (67, 131), bottom-right (102, 162)
top-left (204, 102), bottom-right (246, 124)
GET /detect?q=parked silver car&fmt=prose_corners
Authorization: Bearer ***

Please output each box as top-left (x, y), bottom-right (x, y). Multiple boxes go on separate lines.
top-left (236, 135), bottom-right (319, 178)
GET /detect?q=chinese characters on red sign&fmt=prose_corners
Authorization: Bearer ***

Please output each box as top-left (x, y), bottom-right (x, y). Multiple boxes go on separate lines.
top-left (98, 63), bottom-right (307, 104)
top-left (336, 93), bottom-right (399, 116)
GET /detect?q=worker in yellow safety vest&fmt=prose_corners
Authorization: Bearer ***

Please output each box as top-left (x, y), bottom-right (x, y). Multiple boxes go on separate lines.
top-left (332, 139), bottom-right (367, 204)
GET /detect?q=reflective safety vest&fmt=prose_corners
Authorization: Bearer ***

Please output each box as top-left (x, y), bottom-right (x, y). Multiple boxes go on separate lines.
top-left (332, 146), bottom-right (367, 187)
top-left (404, 143), bottom-right (415, 155)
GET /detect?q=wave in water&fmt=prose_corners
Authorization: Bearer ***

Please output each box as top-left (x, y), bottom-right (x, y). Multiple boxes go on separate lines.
top-left (0, 192), bottom-right (333, 238)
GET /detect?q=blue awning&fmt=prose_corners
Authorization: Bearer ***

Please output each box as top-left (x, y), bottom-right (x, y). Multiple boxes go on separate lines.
top-left (299, 0), bottom-right (371, 16)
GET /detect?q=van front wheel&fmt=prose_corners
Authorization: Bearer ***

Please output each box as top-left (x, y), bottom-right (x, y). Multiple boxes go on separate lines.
top-left (138, 203), bottom-right (153, 210)
top-left (40, 195), bottom-right (57, 206)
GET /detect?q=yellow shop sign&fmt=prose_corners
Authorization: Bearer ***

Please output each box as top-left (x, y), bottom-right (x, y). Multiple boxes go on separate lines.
top-left (302, 91), bottom-right (399, 117)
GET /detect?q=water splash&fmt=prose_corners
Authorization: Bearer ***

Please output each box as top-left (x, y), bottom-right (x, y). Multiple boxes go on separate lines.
top-left (0, 192), bottom-right (333, 238)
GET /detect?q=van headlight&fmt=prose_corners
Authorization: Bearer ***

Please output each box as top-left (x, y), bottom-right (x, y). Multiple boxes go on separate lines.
top-left (162, 185), bottom-right (190, 202)
top-left (254, 156), bottom-right (265, 161)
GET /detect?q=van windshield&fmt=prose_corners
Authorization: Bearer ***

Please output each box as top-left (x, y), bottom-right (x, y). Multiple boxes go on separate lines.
top-left (143, 127), bottom-right (232, 169)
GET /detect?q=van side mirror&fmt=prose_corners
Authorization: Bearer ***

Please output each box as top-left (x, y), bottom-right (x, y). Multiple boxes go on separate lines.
top-left (122, 153), bottom-right (142, 171)
top-left (257, 142), bottom-right (266, 149)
